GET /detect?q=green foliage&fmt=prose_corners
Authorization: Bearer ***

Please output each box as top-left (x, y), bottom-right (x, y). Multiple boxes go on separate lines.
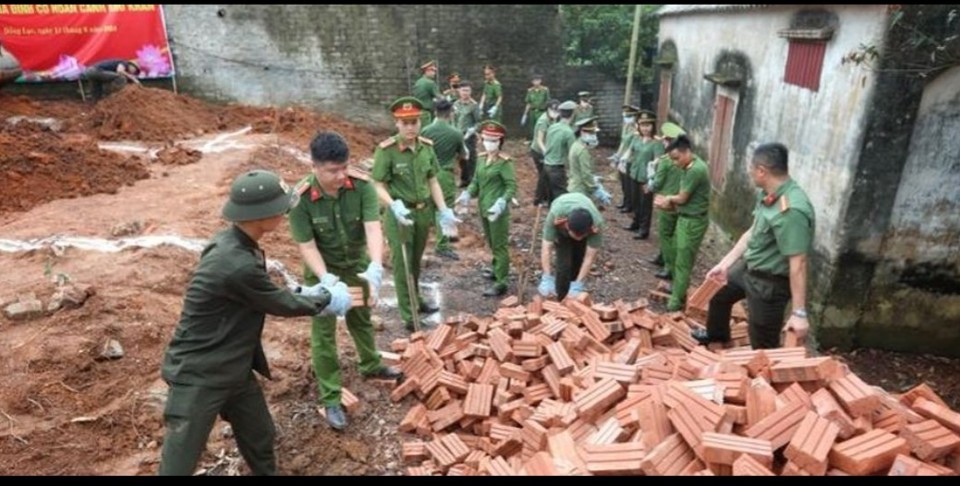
top-left (560, 5), bottom-right (662, 83)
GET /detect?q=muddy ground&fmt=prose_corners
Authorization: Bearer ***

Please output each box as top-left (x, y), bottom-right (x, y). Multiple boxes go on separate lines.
top-left (1, 86), bottom-right (958, 475)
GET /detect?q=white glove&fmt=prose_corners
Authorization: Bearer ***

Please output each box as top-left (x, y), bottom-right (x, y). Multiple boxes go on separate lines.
top-left (320, 281), bottom-right (352, 317)
top-left (357, 261), bottom-right (383, 304)
top-left (465, 126), bottom-right (477, 138)
top-left (456, 190), bottom-right (472, 207)
top-left (390, 199), bottom-right (413, 226)
top-left (438, 207), bottom-right (461, 236)
top-left (521, 113), bottom-right (528, 126)
top-left (487, 106), bottom-right (498, 118)
top-left (593, 186), bottom-right (612, 205)
top-left (486, 197), bottom-right (507, 222)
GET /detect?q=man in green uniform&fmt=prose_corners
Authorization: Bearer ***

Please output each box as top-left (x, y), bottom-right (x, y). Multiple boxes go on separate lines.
top-left (538, 193), bottom-right (606, 301)
top-left (288, 132), bottom-right (402, 432)
top-left (611, 105), bottom-right (639, 212)
top-left (693, 143), bottom-right (815, 349)
top-left (531, 99), bottom-right (559, 206)
top-left (442, 73), bottom-right (461, 103)
top-left (573, 91), bottom-right (594, 124)
top-left (542, 100), bottom-right (578, 203)
top-left (421, 99), bottom-right (466, 261)
top-left (158, 170), bottom-right (346, 475)
top-left (522, 74), bottom-right (551, 142)
top-left (372, 97), bottom-right (461, 331)
top-left (457, 121), bottom-right (517, 296)
top-left (412, 60), bottom-right (441, 127)
top-left (650, 122), bottom-right (687, 273)
top-left (454, 80), bottom-right (482, 188)
top-left (478, 64), bottom-right (503, 122)
top-left (567, 116), bottom-right (612, 206)
top-left (654, 135), bottom-right (711, 312)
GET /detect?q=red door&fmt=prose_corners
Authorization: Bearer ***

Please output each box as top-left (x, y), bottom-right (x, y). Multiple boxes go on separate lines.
top-left (709, 94), bottom-right (735, 189)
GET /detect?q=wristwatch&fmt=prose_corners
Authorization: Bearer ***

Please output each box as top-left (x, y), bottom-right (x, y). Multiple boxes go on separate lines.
top-left (792, 308), bottom-right (808, 319)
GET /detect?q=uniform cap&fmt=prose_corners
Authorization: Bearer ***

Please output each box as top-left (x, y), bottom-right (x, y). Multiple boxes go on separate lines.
top-left (389, 96), bottom-right (423, 120)
top-left (480, 120), bottom-right (507, 139)
top-left (222, 170), bottom-right (296, 222)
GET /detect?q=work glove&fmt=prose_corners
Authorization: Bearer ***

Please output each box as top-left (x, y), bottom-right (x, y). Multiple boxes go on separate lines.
top-left (320, 281), bottom-right (352, 317)
top-left (486, 197), bottom-right (507, 222)
top-left (521, 113), bottom-right (528, 126)
top-left (487, 106), bottom-right (498, 118)
top-left (297, 282), bottom-right (332, 304)
top-left (456, 190), bottom-right (472, 207)
top-left (568, 280), bottom-right (585, 298)
top-left (465, 126), bottom-right (477, 138)
top-left (438, 207), bottom-right (461, 237)
top-left (357, 261), bottom-right (383, 304)
top-left (538, 273), bottom-right (557, 298)
top-left (390, 199), bottom-right (413, 226)
top-left (617, 159), bottom-right (628, 174)
top-left (319, 272), bottom-right (340, 288)
top-left (593, 186), bottom-right (612, 205)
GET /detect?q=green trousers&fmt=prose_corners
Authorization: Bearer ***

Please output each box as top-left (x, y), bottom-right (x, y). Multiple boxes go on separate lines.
top-left (481, 209), bottom-right (511, 290)
top-left (159, 374), bottom-right (276, 476)
top-left (528, 109), bottom-right (544, 140)
top-left (658, 210), bottom-right (679, 274)
top-left (669, 214), bottom-right (709, 311)
top-left (306, 270), bottom-right (382, 407)
top-left (434, 168), bottom-right (457, 252)
top-left (385, 205), bottom-right (434, 327)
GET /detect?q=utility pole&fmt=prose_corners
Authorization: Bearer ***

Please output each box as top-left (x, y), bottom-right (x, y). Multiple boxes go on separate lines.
top-left (624, 5), bottom-right (642, 107)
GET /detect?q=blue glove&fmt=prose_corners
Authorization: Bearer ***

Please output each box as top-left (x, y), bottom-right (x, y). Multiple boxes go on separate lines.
top-left (357, 261), bottom-right (383, 303)
top-left (487, 106), bottom-right (498, 118)
top-left (568, 280), bottom-right (585, 298)
top-left (321, 281), bottom-right (352, 317)
top-left (538, 273), bottom-right (556, 298)
top-left (456, 190), bottom-right (472, 207)
top-left (593, 186), bottom-right (612, 205)
top-left (319, 273), bottom-right (340, 288)
top-left (465, 126), bottom-right (477, 138)
top-left (390, 199), bottom-right (413, 226)
top-left (299, 282), bottom-right (331, 302)
top-left (486, 197), bottom-right (507, 222)
top-left (521, 113), bottom-right (528, 126)
top-left (438, 207), bottom-right (461, 236)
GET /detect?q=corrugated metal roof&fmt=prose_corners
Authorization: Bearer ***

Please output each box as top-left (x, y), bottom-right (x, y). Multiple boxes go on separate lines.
top-left (656, 5), bottom-right (773, 18)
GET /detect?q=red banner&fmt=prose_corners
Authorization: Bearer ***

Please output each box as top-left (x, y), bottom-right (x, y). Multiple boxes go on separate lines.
top-left (0, 4), bottom-right (173, 82)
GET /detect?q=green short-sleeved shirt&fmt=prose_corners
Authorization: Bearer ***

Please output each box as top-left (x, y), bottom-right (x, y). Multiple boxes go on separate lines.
top-left (654, 153), bottom-right (683, 197)
top-left (482, 80), bottom-right (502, 110)
top-left (573, 104), bottom-right (594, 123)
top-left (678, 156), bottom-right (710, 216)
top-left (525, 86), bottom-right (550, 111)
top-left (543, 121), bottom-right (575, 166)
top-left (567, 140), bottom-right (597, 196)
top-left (371, 135), bottom-right (440, 204)
top-left (288, 173), bottom-right (379, 275)
top-left (454, 99), bottom-right (482, 135)
top-left (542, 192), bottom-right (605, 248)
top-left (629, 137), bottom-right (664, 181)
top-left (412, 76), bottom-right (440, 111)
top-left (745, 179), bottom-right (815, 276)
top-left (420, 119), bottom-right (464, 170)
top-left (531, 112), bottom-right (553, 155)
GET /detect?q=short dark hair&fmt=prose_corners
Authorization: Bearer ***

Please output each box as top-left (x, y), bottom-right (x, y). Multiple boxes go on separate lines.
top-left (435, 99), bottom-right (453, 116)
top-left (559, 108), bottom-right (575, 120)
top-left (665, 134), bottom-right (693, 153)
top-left (568, 208), bottom-right (593, 235)
top-left (547, 99), bottom-right (560, 110)
top-left (753, 143), bottom-right (789, 176)
top-left (310, 131), bottom-right (349, 164)
top-left (458, 80), bottom-right (472, 88)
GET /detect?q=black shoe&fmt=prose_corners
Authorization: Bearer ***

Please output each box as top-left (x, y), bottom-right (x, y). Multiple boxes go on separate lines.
top-left (691, 328), bottom-right (714, 346)
top-left (483, 284), bottom-right (507, 297)
top-left (655, 270), bottom-right (672, 280)
top-left (622, 224), bottom-right (640, 231)
top-left (325, 404), bottom-right (348, 431)
top-left (458, 182), bottom-right (469, 188)
top-left (437, 248), bottom-right (460, 261)
top-left (481, 268), bottom-right (496, 280)
top-left (649, 254), bottom-right (664, 267)
top-left (419, 301), bottom-right (440, 314)
top-left (364, 366), bottom-right (403, 381)
top-left (633, 232), bottom-right (649, 240)
top-left (615, 204), bottom-right (626, 210)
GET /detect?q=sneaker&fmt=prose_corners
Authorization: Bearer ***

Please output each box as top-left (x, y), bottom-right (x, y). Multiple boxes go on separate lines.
top-left (324, 404), bottom-right (348, 431)
top-left (481, 268), bottom-right (495, 280)
top-left (419, 301), bottom-right (440, 314)
top-left (655, 270), bottom-right (672, 280)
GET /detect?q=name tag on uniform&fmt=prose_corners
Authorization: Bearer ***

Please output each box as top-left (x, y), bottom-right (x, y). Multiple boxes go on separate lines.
top-left (396, 163), bottom-right (408, 170)
top-left (312, 216), bottom-right (329, 225)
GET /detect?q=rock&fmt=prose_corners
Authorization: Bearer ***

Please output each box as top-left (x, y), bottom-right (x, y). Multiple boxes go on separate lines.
top-left (48, 284), bottom-right (95, 312)
top-left (372, 315), bottom-right (385, 332)
top-left (99, 339), bottom-right (124, 360)
top-left (110, 220), bottom-right (143, 237)
top-left (361, 390), bottom-right (380, 402)
top-left (221, 425), bottom-right (233, 438)
top-left (4, 299), bottom-right (44, 320)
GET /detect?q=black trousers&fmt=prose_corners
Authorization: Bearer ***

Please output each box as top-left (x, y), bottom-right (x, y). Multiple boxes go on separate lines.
top-left (530, 149), bottom-right (550, 205)
top-left (706, 260), bottom-right (792, 349)
top-left (619, 170), bottom-right (632, 208)
top-left (555, 233), bottom-right (587, 301)
top-left (460, 134), bottom-right (477, 187)
top-left (544, 164), bottom-right (567, 204)
top-left (632, 181), bottom-right (654, 235)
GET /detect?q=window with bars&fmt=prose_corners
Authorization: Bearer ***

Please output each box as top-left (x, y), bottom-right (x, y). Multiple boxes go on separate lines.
top-left (784, 40), bottom-right (827, 91)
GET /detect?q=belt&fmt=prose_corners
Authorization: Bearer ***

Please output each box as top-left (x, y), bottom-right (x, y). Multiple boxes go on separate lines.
top-left (747, 268), bottom-right (789, 283)
top-left (679, 211), bottom-right (708, 218)
top-left (544, 163), bottom-right (565, 169)
top-left (402, 200), bottom-right (429, 210)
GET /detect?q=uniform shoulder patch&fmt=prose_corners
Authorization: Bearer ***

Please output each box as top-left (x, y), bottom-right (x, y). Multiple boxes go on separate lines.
top-left (779, 195), bottom-right (790, 213)
top-left (346, 166), bottom-right (370, 182)
top-left (418, 136), bottom-right (434, 146)
top-left (378, 137), bottom-right (397, 149)
top-left (498, 153), bottom-right (511, 161)
top-left (294, 179), bottom-right (311, 196)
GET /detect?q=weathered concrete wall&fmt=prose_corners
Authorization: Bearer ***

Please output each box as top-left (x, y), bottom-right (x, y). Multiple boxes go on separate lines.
top-left (162, 4), bottom-right (567, 135)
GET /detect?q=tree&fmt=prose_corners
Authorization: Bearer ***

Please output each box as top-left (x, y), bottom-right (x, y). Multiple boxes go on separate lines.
top-left (560, 5), bottom-right (662, 83)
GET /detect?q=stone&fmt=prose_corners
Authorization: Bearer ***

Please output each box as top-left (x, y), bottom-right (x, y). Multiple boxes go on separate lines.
top-left (4, 299), bottom-right (44, 320)
top-left (99, 339), bottom-right (124, 360)
top-left (47, 284), bottom-right (95, 312)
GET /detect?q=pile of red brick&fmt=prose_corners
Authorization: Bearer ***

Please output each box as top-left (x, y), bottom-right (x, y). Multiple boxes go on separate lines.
top-left (377, 293), bottom-right (960, 476)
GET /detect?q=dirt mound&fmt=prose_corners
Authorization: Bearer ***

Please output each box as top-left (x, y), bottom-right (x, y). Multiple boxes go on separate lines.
top-left (0, 122), bottom-right (149, 215)
top-left (0, 93), bottom-right (86, 120)
top-left (156, 145), bottom-right (203, 166)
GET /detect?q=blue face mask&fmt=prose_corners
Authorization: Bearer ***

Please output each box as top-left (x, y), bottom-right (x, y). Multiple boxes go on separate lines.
top-left (623, 116), bottom-right (635, 125)
top-left (581, 133), bottom-right (599, 147)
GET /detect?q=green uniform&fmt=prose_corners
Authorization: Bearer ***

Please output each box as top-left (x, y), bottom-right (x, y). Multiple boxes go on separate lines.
top-left (543, 120), bottom-right (576, 202)
top-left (412, 75), bottom-right (441, 126)
top-left (653, 153), bottom-right (684, 275)
top-left (543, 193), bottom-right (605, 299)
top-left (745, 179), bottom-right (815, 276)
top-left (524, 86), bottom-right (550, 139)
top-left (454, 98), bottom-right (482, 186)
top-left (617, 128), bottom-right (638, 208)
top-left (669, 156), bottom-right (711, 311)
top-left (287, 173), bottom-right (384, 407)
top-left (420, 119), bottom-right (465, 253)
top-left (159, 226), bottom-right (326, 476)
top-left (531, 112), bottom-right (554, 205)
top-left (628, 137), bottom-right (665, 233)
top-left (567, 139), bottom-right (598, 196)
top-left (467, 152), bottom-right (517, 290)
top-left (573, 103), bottom-right (594, 123)
top-left (371, 135), bottom-right (440, 328)
top-left (481, 79), bottom-right (503, 121)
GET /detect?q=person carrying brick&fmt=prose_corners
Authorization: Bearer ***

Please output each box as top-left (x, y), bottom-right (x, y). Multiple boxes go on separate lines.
top-left (287, 132), bottom-right (403, 431)
top-left (538, 192), bottom-right (606, 301)
top-left (692, 143), bottom-right (815, 349)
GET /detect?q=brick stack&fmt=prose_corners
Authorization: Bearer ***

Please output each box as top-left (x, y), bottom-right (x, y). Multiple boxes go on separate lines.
top-left (381, 292), bottom-right (959, 476)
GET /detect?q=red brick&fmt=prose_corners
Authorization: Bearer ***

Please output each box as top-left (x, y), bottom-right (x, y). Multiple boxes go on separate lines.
top-left (520, 451), bottom-right (556, 476)
top-left (701, 432), bottom-right (774, 467)
top-left (899, 383), bottom-right (950, 409)
top-left (873, 408), bottom-right (906, 434)
top-left (488, 328), bottom-right (514, 362)
top-left (686, 346), bottom-right (723, 376)
top-left (546, 341), bottom-right (576, 375)
top-left (721, 347), bottom-right (807, 367)
top-left (428, 400), bottom-right (465, 432)
top-left (828, 429), bottom-right (910, 475)
top-left (520, 355), bottom-right (550, 373)
top-left (640, 432), bottom-right (702, 476)
top-left (811, 388), bottom-right (858, 440)
top-left (493, 431), bottom-right (523, 458)
top-left (463, 383), bottom-right (494, 418)
top-left (901, 419), bottom-right (960, 461)
top-left (405, 466), bottom-right (436, 476)
top-left (476, 358), bottom-right (501, 386)
top-left (912, 397), bottom-right (960, 435)
top-left (402, 441), bottom-right (428, 464)
top-left (685, 277), bottom-right (723, 318)
top-left (566, 299), bottom-right (612, 342)
top-left (731, 453), bottom-right (776, 476)
top-left (438, 370), bottom-right (469, 395)
top-left (426, 323), bottom-right (453, 352)
top-left (489, 423), bottom-right (523, 443)
top-left (547, 430), bottom-right (587, 472)
top-left (399, 403), bottom-right (427, 433)
top-left (594, 361), bottom-right (641, 384)
top-left (785, 410), bottom-right (840, 476)
top-left (480, 455), bottom-right (518, 476)
top-left (770, 357), bottom-right (842, 383)
top-left (781, 460), bottom-right (813, 476)
top-left (743, 400), bottom-right (808, 450)
top-left (573, 378), bottom-right (625, 421)
top-left (425, 386), bottom-right (452, 410)
top-left (887, 453), bottom-right (955, 476)
top-left (828, 372), bottom-right (881, 418)
top-left (639, 398), bottom-right (674, 450)
top-left (390, 376), bottom-right (421, 403)
top-left (582, 442), bottom-right (646, 475)
top-left (588, 417), bottom-right (629, 445)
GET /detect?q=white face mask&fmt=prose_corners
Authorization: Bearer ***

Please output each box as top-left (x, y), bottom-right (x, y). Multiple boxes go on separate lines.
top-left (581, 133), bottom-right (598, 147)
top-left (623, 116), bottom-right (635, 125)
top-left (482, 140), bottom-right (500, 153)
top-left (548, 110), bottom-right (559, 120)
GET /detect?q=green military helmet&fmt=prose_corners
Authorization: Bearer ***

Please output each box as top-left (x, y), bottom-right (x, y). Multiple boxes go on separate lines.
top-left (660, 122), bottom-right (686, 139)
top-left (558, 100), bottom-right (578, 111)
top-left (222, 170), bottom-right (297, 222)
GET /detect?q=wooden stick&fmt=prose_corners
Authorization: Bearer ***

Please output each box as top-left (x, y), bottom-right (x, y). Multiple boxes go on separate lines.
top-left (517, 203), bottom-right (544, 304)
